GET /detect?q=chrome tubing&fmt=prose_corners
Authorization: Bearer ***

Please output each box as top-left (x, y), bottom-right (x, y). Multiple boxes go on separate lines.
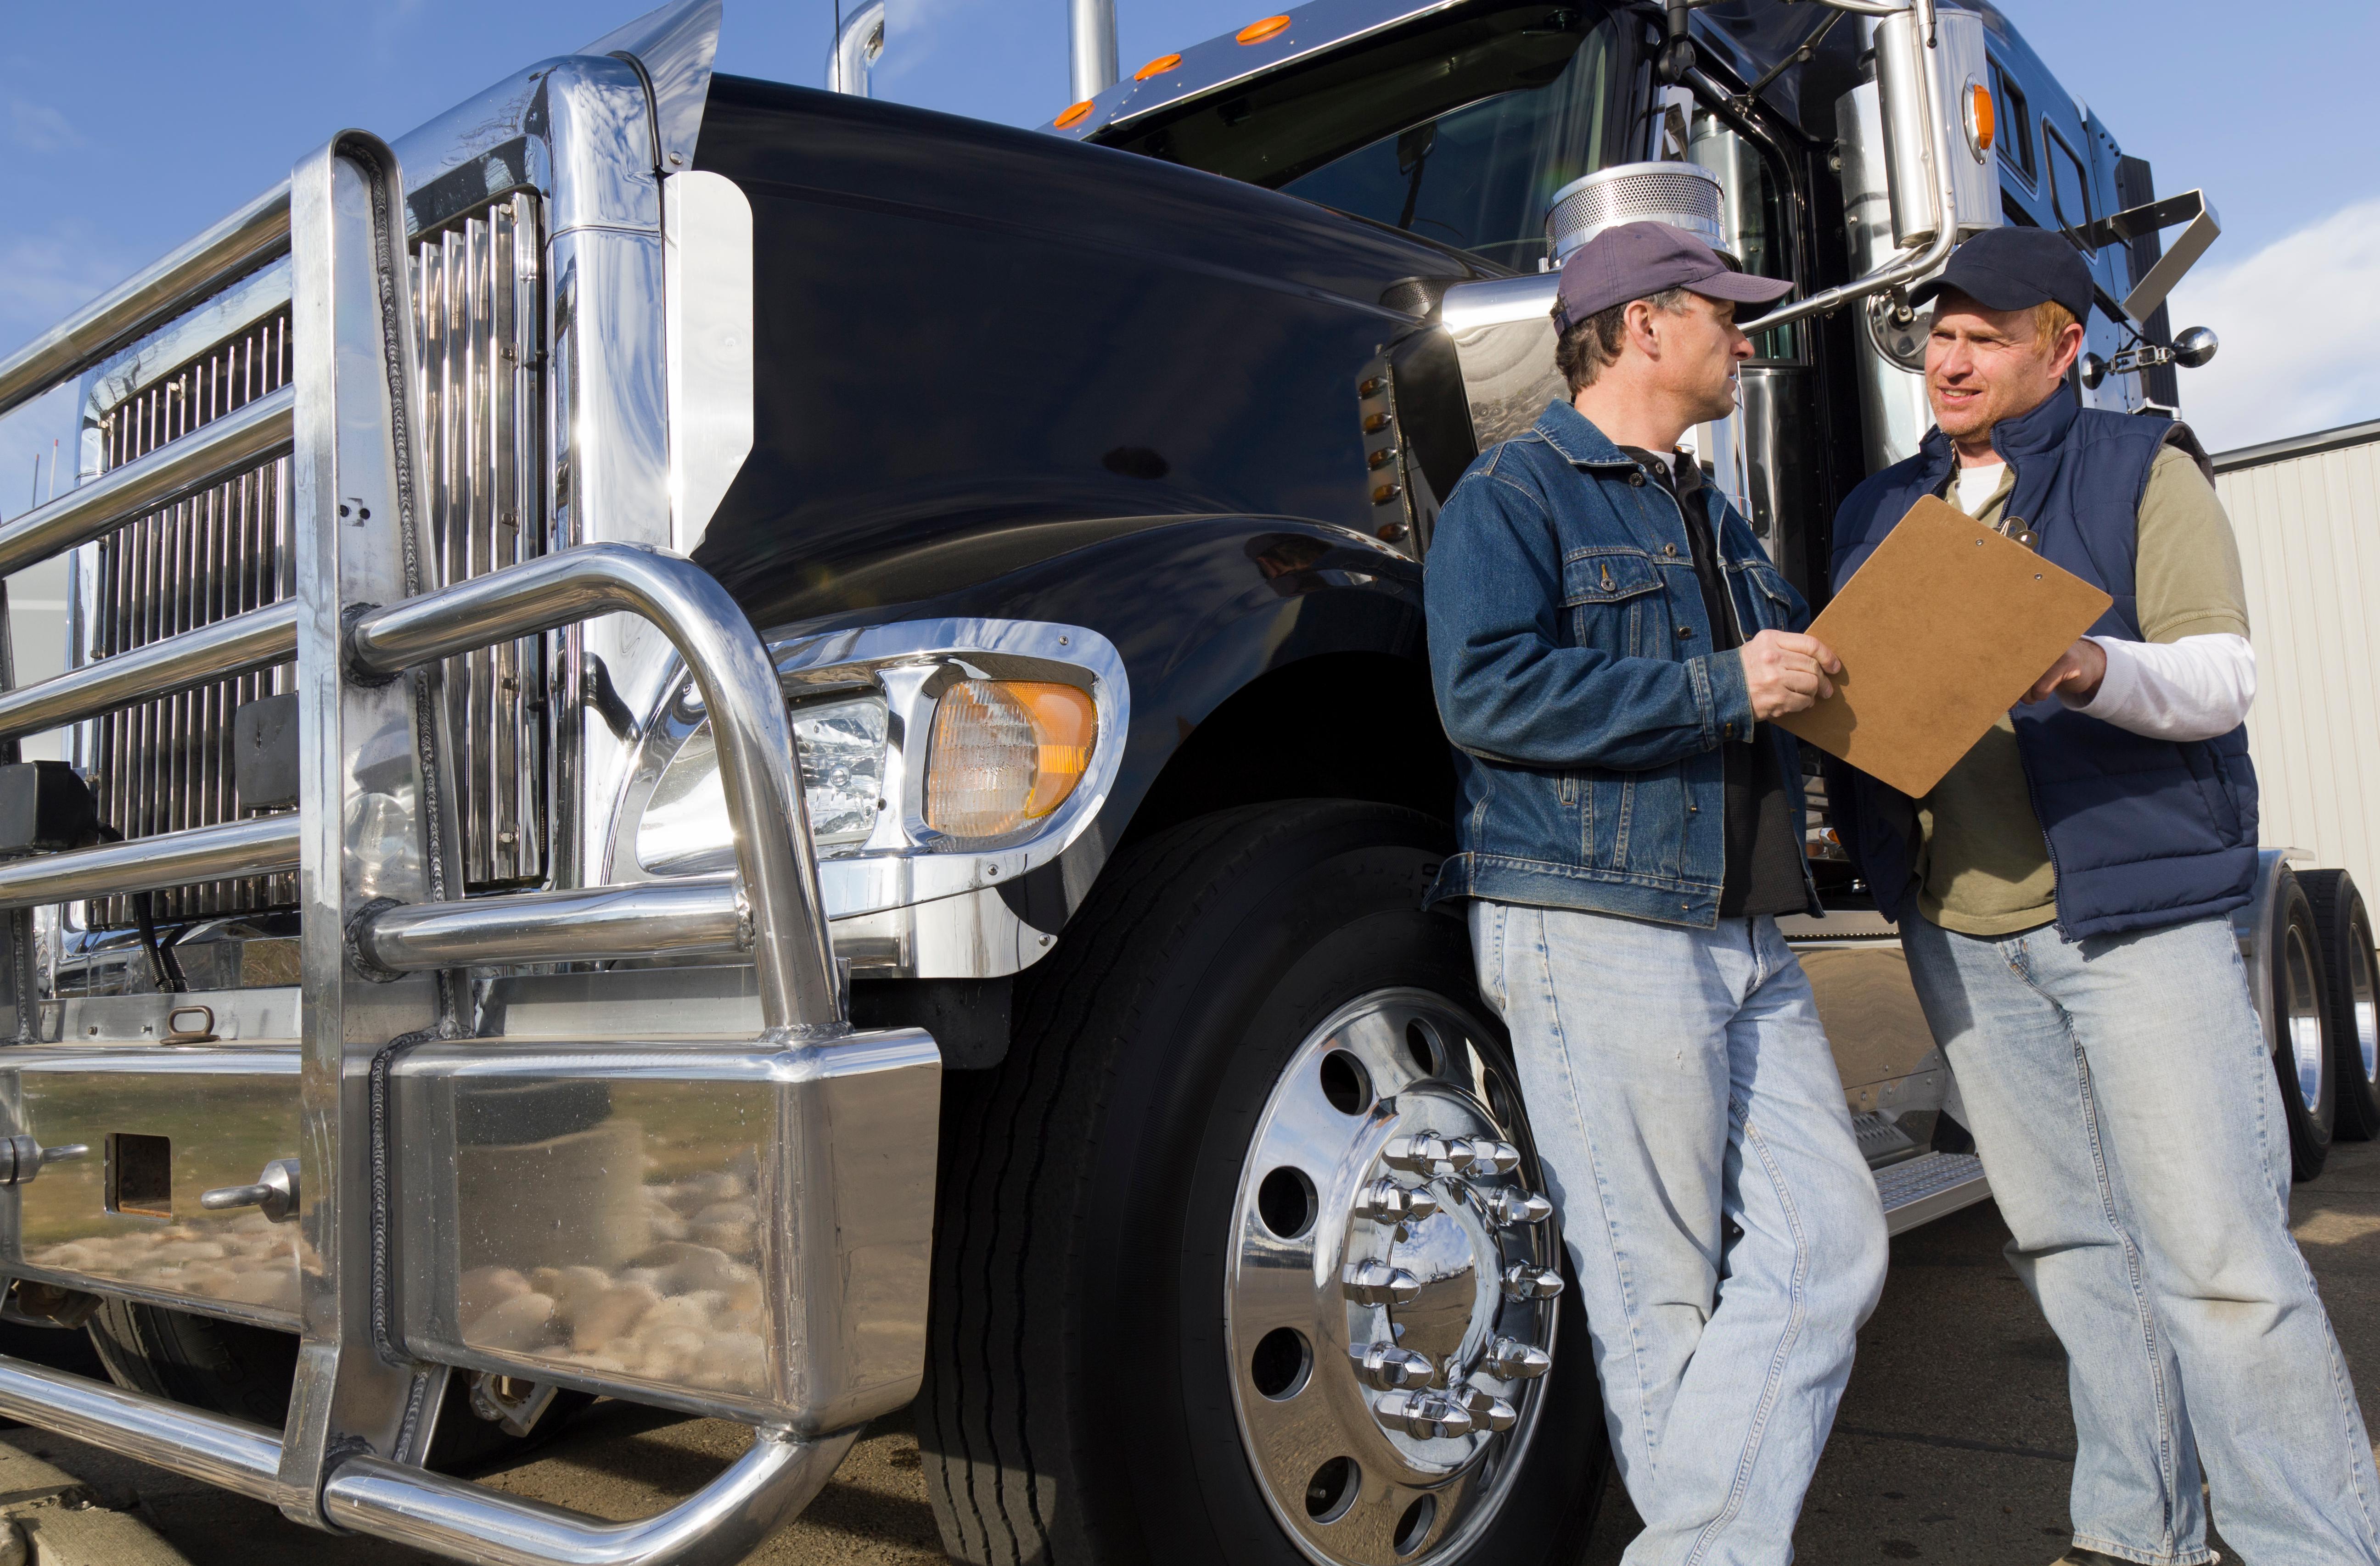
top-left (346, 543), bottom-right (836, 1032)
top-left (1741, 0), bottom-right (1955, 334)
top-left (0, 1353), bottom-right (286, 1505)
top-left (0, 182), bottom-right (293, 422)
top-left (354, 875), bottom-right (745, 972)
top-left (0, 384), bottom-right (295, 578)
top-left (322, 1427), bottom-right (859, 1566)
top-left (0, 599), bottom-right (297, 742)
top-left (0, 815), bottom-right (299, 912)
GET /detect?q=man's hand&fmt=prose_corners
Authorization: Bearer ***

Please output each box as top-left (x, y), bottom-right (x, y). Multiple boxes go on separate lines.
top-left (2022, 637), bottom-right (2107, 705)
top-left (1741, 629), bottom-right (1841, 721)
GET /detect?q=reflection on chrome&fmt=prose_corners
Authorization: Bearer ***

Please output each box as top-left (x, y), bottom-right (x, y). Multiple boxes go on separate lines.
top-left (27, 1210), bottom-right (306, 1314)
top-left (455, 1172), bottom-right (769, 1399)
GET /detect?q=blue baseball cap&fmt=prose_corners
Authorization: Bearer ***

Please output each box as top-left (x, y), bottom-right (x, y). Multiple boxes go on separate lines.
top-left (1911, 226), bottom-right (2095, 324)
top-left (1552, 221), bottom-right (1794, 332)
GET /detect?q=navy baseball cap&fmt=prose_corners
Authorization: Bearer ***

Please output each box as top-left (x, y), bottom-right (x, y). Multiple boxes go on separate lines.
top-left (1911, 226), bottom-right (2094, 323)
top-left (1552, 221), bottom-right (1793, 332)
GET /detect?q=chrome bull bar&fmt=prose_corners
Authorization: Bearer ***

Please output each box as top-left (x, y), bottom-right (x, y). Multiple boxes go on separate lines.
top-left (0, 127), bottom-right (934, 1564)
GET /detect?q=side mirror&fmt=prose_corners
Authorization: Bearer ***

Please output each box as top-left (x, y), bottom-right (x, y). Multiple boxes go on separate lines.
top-left (2078, 352), bottom-right (2108, 390)
top-left (2173, 326), bottom-right (2219, 369)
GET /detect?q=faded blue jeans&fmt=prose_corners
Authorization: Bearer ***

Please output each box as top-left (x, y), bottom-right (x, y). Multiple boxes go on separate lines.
top-left (1472, 902), bottom-right (1888, 1566)
top-left (1903, 913), bottom-right (2380, 1566)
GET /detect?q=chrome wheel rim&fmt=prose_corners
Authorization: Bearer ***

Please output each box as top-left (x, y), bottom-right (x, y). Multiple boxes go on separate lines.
top-left (1225, 989), bottom-right (1560, 1566)
top-left (2285, 923), bottom-right (2327, 1113)
top-left (2350, 920), bottom-right (2378, 1088)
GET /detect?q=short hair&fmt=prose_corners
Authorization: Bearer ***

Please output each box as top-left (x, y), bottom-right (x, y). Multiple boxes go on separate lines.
top-left (1554, 288), bottom-right (1693, 395)
top-left (2033, 299), bottom-right (2078, 345)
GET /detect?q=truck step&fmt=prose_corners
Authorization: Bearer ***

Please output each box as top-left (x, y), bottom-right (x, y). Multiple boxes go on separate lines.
top-left (1874, 1150), bottom-right (1991, 1236)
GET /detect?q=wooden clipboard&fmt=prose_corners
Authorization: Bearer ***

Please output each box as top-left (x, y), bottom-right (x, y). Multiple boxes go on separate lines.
top-left (1775, 495), bottom-right (2112, 798)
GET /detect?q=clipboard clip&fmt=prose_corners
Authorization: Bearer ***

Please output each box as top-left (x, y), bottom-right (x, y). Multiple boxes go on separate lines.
top-left (1998, 517), bottom-right (2040, 552)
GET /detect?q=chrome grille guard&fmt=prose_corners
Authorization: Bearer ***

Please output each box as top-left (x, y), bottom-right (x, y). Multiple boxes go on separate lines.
top-left (0, 129), bottom-right (925, 1564)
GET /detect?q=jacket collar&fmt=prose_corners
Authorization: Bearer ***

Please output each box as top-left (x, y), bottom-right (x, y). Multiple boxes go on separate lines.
top-left (1914, 389), bottom-right (2082, 487)
top-left (1531, 400), bottom-right (1641, 470)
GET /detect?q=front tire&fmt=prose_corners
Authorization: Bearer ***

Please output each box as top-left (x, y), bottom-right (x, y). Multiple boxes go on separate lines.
top-left (920, 801), bottom-right (1607, 1566)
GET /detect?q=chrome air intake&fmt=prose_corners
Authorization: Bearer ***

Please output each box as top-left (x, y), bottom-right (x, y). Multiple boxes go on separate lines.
top-left (1544, 161), bottom-right (1728, 268)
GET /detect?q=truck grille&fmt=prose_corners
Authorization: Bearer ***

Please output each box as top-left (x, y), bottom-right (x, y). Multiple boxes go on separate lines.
top-left (84, 192), bottom-right (547, 929)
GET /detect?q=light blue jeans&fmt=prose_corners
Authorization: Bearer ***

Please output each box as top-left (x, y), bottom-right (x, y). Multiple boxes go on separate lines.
top-left (1472, 902), bottom-right (1888, 1566)
top-left (1903, 913), bottom-right (2380, 1566)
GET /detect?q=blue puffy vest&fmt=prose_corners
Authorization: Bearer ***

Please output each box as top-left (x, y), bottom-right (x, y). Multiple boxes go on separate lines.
top-left (1827, 392), bottom-right (2258, 941)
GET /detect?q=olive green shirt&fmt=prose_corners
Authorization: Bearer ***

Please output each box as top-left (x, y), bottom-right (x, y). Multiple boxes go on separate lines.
top-left (1914, 444), bottom-right (2250, 935)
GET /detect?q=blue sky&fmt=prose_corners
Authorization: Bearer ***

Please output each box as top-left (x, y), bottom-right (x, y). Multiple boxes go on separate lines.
top-left (2, 0), bottom-right (2374, 487)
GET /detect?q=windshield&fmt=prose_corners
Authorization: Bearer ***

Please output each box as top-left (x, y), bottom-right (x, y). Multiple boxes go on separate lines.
top-left (1100, 3), bottom-right (1631, 272)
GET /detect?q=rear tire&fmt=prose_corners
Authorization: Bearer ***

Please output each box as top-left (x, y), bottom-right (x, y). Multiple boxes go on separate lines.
top-left (2269, 871), bottom-right (2335, 1180)
top-left (920, 801), bottom-right (1608, 1566)
top-left (2302, 869), bottom-right (2380, 1141)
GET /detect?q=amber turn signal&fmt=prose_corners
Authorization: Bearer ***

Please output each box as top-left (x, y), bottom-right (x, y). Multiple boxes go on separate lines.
top-left (1135, 53), bottom-right (1183, 80)
top-left (1965, 83), bottom-right (1995, 154)
top-left (925, 680), bottom-right (1098, 840)
top-left (1236, 15), bottom-right (1291, 44)
top-left (1055, 100), bottom-right (1095, 129)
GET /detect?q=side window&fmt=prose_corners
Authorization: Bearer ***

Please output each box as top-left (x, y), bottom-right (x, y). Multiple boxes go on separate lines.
top-left (1277, 21), bottom-right (1624, 274)
top-left (2044, 123), bottom-right (2092, 232)
top-left (1988, 62), bottom-right (2034, 185)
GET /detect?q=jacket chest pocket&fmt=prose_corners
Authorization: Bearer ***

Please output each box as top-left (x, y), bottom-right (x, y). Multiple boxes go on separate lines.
top-left (1737, 560), bottom-right (1797, 632)
top-left (1562, 548), bottom-right (1664, 656)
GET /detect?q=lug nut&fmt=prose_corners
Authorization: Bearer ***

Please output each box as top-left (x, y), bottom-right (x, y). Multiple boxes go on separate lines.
top-left (1485, 1188), bottom-right (1553, 1228)
top-left (1354, 1178), bottom-right (1441, 1224)
top-left (1454, 1381), bottom-right (1520, 1432)
top-left (1500, 1263), bottom-right (1565, 1301)
top-left (1465, 1140), bottom-right (1523, 1178)
top-left (1344, 1260), bottom-right (1422, 1307)
top-left (1484, 1336), bottom-right (1553, 1380)
top-left (1375, 1390), bottom-right (1475, 1440)
top-left (1382, 1134), bottom-right (1458, 1175)
top-left (1351, 1341), bottom-right (1437, 1390)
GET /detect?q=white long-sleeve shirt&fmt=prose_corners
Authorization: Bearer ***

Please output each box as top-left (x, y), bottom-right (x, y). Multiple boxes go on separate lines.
top-left (2063, 632), bottom-right (2256, 741)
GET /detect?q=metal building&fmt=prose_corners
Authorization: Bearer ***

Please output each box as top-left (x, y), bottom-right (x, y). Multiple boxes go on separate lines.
top-left (2214, 420), bottom-right (2380, 896)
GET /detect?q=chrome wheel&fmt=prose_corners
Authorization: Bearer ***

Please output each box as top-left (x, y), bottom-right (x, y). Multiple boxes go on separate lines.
top-left (2349, 932), bottom-right (2378, 1090)
top-left (1226, 989), bottom-right (1560, 1566)
top-left (2285, 923), bottom-right (2328, 1113)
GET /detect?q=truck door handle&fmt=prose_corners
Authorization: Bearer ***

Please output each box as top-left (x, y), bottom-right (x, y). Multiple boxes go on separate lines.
top-left (200, 1158), bottom-right (300, 1223)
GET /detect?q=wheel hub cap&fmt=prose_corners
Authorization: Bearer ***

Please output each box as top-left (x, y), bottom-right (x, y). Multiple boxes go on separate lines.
top-left (1227, 990), bottom-right (1561, 1566)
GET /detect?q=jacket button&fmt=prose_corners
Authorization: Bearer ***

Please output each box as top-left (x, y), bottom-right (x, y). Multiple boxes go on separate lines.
top-left (1678, 625), bottom-right (1694, 637)
top-left (1664, 543), bottom-right (1678, 556)
top-left (1628, 472), bottom-right (1646, 486)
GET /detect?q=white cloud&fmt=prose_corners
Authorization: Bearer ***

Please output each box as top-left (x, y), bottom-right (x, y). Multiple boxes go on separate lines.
top-left (2165, 196), bottom-right (2380, 452)
top-left (6, 96), bottom-right (83, 155)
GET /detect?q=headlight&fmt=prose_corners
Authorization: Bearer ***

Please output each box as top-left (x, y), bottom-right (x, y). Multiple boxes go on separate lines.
top-left (924, 680), bottom-right (1096, 840)
top-left (637, 693), bottom-right (888, 876)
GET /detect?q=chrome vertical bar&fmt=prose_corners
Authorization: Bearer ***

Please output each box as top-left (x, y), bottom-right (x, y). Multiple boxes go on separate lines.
top-left (281, 129), bottom-right (452, 1527)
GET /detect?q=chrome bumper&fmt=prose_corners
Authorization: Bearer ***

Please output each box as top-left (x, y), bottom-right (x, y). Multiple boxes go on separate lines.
top-left (0, 83), bottom-right (937, 1564)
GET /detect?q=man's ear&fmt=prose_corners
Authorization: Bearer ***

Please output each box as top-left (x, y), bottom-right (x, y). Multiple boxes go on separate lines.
top-left (1625, 297), bottom-right (1662, 359)
top-left (2047, 320), bottom-right (2086, 380)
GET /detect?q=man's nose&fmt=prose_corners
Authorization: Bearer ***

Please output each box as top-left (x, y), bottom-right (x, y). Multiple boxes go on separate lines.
top-left (1729, 330), bottom-right (1753, 361)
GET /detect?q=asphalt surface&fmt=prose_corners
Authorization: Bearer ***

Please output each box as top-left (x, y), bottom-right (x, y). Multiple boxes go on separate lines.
top-left (7, 1139), bottom-right (2377, 1565)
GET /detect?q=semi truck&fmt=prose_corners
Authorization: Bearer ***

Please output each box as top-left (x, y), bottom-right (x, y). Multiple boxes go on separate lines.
top-left (0, 0), bottom-right (2366, 1562)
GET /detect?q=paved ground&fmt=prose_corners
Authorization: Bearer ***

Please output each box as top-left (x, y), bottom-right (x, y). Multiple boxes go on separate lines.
top-left (6, 1140), bottom-right (2377, 1565)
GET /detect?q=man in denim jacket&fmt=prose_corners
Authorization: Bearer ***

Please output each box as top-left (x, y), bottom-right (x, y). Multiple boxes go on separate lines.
top-left (1425, 222), bottom-right (1886, 1563)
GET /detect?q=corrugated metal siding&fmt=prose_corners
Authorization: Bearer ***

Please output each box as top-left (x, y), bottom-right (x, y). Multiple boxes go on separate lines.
top-left (2216, 433), bottom-right (2380, 898)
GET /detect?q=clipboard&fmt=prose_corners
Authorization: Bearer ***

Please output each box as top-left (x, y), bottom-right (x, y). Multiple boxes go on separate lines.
top-left (1775, 495), bottom-right (2112, 798)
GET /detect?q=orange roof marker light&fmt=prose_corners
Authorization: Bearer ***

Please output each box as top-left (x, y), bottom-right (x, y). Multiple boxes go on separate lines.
top-left (1965, 82), bottom-right (1996, 155)
top-left (1135, 53), bottom-right (1184, 80)
top-left (1236, 15), bottom-right (1292, 45)
top-left (1055, 99), bottom-right (1095, 129)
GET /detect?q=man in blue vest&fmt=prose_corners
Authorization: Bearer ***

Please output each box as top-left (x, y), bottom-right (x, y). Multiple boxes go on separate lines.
top-left (1828, 226), bottom-right (2380, 1566)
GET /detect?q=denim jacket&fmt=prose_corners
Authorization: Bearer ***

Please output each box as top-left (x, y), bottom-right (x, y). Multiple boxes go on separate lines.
top-left (1423, 400), bottom-right (1819, 926)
